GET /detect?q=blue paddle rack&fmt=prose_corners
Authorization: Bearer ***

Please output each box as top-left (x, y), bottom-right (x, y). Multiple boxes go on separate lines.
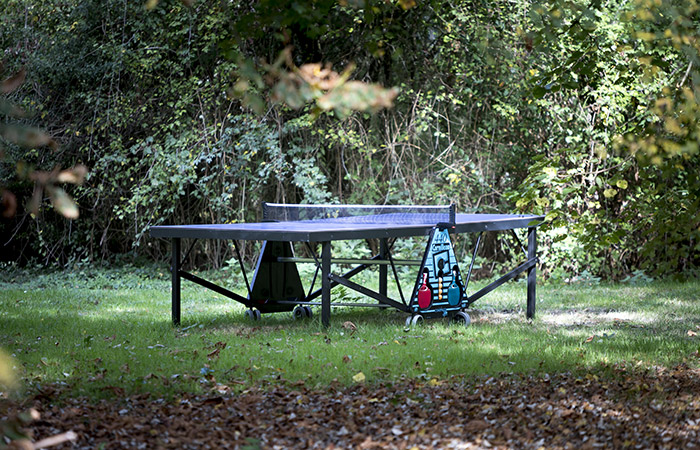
top-left (408, 226), bottom-right (467, 320)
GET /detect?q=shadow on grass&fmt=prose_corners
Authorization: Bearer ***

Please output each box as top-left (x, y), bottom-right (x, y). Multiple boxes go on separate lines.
top-left (1, 280), bottom-right (699, 399)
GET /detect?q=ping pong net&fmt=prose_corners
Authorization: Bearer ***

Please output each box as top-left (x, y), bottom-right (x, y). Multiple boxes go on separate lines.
top-left (262, 203), bottom-right (456, 226)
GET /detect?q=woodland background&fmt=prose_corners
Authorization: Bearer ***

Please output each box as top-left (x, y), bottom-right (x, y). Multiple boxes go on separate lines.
top-left (1, 0), bottom-right (699, 281)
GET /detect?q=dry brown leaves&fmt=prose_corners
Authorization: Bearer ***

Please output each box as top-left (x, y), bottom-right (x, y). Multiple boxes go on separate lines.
top-left (5, 364), bottom-right (700, 449)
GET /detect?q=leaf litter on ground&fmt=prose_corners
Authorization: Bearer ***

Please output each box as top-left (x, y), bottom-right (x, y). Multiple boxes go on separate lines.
top-left (4, 363), bottom-right (700, 449)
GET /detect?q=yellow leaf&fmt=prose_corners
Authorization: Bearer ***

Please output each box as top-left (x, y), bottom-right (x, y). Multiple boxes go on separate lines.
top-left (616, 180), bottom-right (628, 189)
top-left (352, 372), bottom-right (366, 383)
top-left (603, 188), bottom-right (617, 199)
top-left (664, 117), bottom-right (683, 135)
top-left (0, 349), bottom-right (18, 390)
top-left (594, 145), bottom-right (608, 159)
top-left (543, 167), bottom-right (557, 178)
top-left (654, 97), bottom-right (672, 112)
top-left (635, 31), bottom-right (656, 41)
top-left (535, 197), bottom-right (550, 207)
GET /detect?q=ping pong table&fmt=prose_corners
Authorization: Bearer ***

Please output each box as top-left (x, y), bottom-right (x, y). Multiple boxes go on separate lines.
top-left (150, 204), bottom-right (543, 327)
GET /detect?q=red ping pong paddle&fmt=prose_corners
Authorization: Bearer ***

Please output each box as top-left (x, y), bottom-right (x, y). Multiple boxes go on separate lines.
top-left (417, 271), bottom-right (432, 309)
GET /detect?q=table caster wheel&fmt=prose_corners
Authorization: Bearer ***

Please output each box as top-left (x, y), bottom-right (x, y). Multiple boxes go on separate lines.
top-left (293, 305), bottom-right (306, 320)
top-left (405, 314), bottom-right (424, 329)
top-left (293, 305), bottom-right (313, 320)
top-left (293, 305), bottom-right (312, 320)
top-left (303, 305), bottom-right (313, 318)
top-left (245, 308), bottom-right (261, 321)
top-left (452, 311), bottom-right (470, 327)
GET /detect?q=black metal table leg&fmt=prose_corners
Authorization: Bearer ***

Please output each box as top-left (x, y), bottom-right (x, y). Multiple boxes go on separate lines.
top-left (172, 238), bottom-right (181, 326)
top-left (321, 241), bottom-right (331, 327)
top-left (379, 238), bottom-right (388, 297)
top-left (526, 226), bottom-right (537, 319)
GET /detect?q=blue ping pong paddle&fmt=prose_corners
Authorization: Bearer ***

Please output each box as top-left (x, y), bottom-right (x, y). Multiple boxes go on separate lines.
top-left (417, 271), bottom-right (432, 309)
top-left (447, 268), bottom-right (461, 306)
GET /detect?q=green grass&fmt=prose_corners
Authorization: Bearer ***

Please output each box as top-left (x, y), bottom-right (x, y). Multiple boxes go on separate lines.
top-left (1, 264), bottom-right (699, 399)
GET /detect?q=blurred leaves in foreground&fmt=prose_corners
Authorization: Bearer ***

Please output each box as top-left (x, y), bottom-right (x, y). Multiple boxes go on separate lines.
top-left (0, 348), bottom-right (17, 392)
top-left (232, 47), bottom-right (399, 118)
top-left (1, 63), bottom-right (86, 219)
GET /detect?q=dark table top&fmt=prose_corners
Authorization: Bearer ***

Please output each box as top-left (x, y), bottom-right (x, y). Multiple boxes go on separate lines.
top-left (150, 213), bottom-right (544, 242)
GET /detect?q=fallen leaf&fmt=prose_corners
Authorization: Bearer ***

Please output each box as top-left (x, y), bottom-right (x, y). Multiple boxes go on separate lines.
top-left (101, 386), bottom-right (125, 396)
top-left (352, 372), bottom-right (366, 383)
top-left (464, 419), bottom-right (490, 432)
top-left (201, 397), bottom-right (223, 405)
top-left (359, 436), bottom-right (382, 449)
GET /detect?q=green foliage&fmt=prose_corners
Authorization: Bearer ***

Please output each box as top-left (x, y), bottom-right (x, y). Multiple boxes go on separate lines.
top-left (618, 0), bottom-right (700, 161)
top-left (512, 0), bottom-right (700, 279)
top-left (1, 0), bottom-right (699, 278)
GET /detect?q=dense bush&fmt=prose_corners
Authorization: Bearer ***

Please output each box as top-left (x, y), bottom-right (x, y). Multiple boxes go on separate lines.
top-left (1, 0), bottom-right (698, 279)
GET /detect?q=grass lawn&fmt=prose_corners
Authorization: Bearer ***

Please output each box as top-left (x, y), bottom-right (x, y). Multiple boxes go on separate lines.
top-left (1, 263), bottom-right (699, 399)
